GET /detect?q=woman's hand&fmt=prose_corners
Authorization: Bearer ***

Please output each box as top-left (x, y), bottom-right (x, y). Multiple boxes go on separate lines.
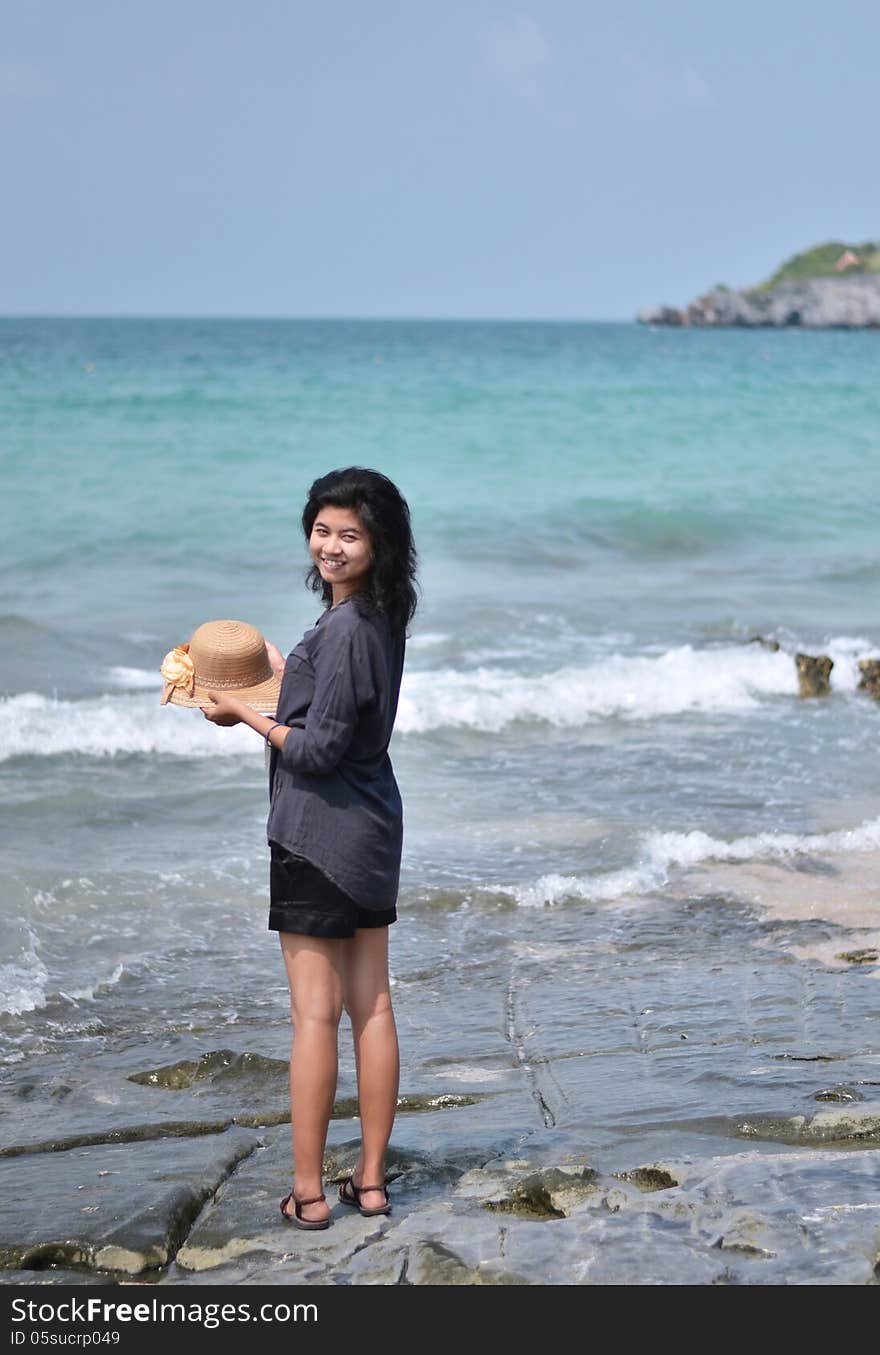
top-left (265, 640), bottom-right (286, 678)
top-left (202, 691), bottom-right (245, 727)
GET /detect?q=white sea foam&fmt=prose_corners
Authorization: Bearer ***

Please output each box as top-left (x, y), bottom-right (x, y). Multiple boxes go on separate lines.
top-left (0, 692), bottom-right (258, 760)
top-left (511, 865), bottom-right (659, 908)
top-left (505, 816), bottom-right (880, 908)
top-left (824, 636), bottom-right (880, 693)
top-left (109, 666), bottom-right (161, 689)
top-left (398, 644), bottom-right (798, 733)
top-left (0, 931), bottom-right (49, 1015)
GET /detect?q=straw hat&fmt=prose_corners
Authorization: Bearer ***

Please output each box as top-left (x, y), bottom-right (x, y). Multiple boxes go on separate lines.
top-left (159, 620), bottom-right (281, 714)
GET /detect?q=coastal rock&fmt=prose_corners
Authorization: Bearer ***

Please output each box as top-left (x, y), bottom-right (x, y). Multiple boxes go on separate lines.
top-left (638, 275), bottom-right (880, 328)
top-left (614, 1165), bottom-right (680, 1192)
top-left (455, 1161), bottom-right (600, 1218)
top-left (173, 1107), bottom-right (529, 1280)
top-left (713, 1212), bottom-right (777, 1259)
top-left (736, 1101), bottom-right (880, 1146)
top-left (813, 1086), bottom-right (863, 1103)
top-left (0, 1128), bottom-right (258, 1276)
top-left (835, 948), bottom-right (879, 966)
top-left (128, 1049), bottom-right (289, 1092)
top-left (857, 659), bottom-right (880, 699)
top-left (795, 653), bottom-right (833, 697)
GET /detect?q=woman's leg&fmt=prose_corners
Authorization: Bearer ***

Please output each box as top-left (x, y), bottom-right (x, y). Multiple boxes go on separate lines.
top-left (279, 933), bottom-right (345, 1224)
top-left (341, 926), bottom-right (399, 1210)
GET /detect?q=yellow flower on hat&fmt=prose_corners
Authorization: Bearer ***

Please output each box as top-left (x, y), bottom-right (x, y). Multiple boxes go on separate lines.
top-left (159, 644), bottom-right (195, 704)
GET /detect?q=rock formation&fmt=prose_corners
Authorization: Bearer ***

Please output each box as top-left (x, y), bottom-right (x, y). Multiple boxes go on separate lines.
top-left (639, 276), bottom-right (880, 328)
top-left (795, 653), bottom-right (833, 697)
top-left (857, 659), bottom-right (880, 700)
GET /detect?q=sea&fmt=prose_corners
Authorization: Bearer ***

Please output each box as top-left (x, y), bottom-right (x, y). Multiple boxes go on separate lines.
top-left (1, 318), bottom-right (878, 1187)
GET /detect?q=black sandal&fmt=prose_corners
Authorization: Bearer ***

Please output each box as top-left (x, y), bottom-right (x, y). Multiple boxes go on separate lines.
top-left (338, 1176), bottom-right (391, 1216)
top-left (280, 1191), bottom-right (330, 1230)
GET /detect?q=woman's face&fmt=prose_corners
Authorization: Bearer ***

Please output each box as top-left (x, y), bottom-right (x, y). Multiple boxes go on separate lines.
top-left (309, 505), bottom-right (373, 600)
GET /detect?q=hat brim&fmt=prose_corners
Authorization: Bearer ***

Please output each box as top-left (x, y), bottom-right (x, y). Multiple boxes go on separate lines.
top-left (161, 673), bottom-right (282, 716)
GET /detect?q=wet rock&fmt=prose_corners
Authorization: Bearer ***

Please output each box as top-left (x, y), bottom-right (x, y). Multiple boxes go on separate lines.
top-left (1, 1118), bottom-right (245, 1159)
top-left (801, 1104), bottom-right (880, 1143)
top-left (397, 1093), bottom-right (483, 1112)
top-left (0, 1129), bottom-right (258, 1277)
top-left (474, 1166), bottom-right (599, 1219)
top-left (736, 1101), bottom-right (880, 1146)
top-left (857, 659), bottom-right (880, 700)
top-left (714, 1213), bottom-right (777, 1259)
top-left (614, 1165), bottom-right (679, 1192)
top-left (129, 1050), bottom-right (288, 1092)
top-left (404, 1239), bottom-right (526, 1285)
top-left (773, 1052), bottom-right (840, 1062)
top-left (346, 1203), bottom-right (608, 1286)
top-left (345, 1207), bottom-right (542, 1285)
top-left (796, 653), bottom-right (833, 697)
top-left (814, 1086), bottom-right (863, 1103)
top-left (836, 948), bottom-right (879, 965)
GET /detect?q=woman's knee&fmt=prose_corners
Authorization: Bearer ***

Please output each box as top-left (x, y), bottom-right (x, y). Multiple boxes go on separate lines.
top-left (290, 992), bottom-right (344, 1030)
top-left (344, 988), bottom-right (395, 1031)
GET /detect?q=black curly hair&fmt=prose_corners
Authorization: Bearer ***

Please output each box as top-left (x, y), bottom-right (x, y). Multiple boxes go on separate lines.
top-left (302, 467), bottom-right (418, 635)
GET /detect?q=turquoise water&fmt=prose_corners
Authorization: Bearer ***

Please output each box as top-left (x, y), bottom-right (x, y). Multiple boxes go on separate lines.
top-left (1, 318), bottom-right (879, 1055)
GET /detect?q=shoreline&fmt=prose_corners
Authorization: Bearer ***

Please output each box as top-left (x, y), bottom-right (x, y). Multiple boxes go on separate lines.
top-left (2, 870), bottom-right (879, 1286)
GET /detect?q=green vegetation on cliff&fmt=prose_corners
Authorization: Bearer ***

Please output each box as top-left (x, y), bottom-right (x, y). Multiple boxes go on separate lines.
top-left (754, 240), bottom-right (880, 291)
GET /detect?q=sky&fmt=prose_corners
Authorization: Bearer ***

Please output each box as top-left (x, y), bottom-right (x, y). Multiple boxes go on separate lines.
top-left (2, 1), bottom-right (878, 319)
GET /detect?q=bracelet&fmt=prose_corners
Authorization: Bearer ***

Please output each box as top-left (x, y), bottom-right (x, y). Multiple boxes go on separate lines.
top-left (265, 722), bottom-right (283, 746)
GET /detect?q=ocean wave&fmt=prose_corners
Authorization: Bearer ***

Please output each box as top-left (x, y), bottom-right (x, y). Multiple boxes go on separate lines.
top-left (643, 817), bottom-right (880, 872)
top-left (57, 963), bottom-right (127, 1005)
top-left (398, 644), bottom-right (797, 732)
top-left (505, 816), bottom-right (880, 907)
top-left (0, 692), bottom-right (257, 761)
top-left (3, 640), bottom-right (876, 757)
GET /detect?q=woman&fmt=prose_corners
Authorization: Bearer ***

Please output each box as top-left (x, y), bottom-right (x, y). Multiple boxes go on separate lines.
top-left (203, 467), bottom-right (417, 1229)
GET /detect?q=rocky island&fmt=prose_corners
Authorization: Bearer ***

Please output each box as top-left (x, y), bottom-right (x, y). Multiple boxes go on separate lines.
top-left (639, 240), bottom-right (880, 328)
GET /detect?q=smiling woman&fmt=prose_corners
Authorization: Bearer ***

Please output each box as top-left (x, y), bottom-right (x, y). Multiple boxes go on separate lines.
top-left (201, 466), bottom-right (418, 1229)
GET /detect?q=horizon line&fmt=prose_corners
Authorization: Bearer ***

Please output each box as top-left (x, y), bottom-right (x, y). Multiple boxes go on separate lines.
top-left (0, 311), bottom-right (635, 324)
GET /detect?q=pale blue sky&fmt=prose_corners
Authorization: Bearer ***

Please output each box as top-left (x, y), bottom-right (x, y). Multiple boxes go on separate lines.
top-left (2, 1), bottom-right (878, 318)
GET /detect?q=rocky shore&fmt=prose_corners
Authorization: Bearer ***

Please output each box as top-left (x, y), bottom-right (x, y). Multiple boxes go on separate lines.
top-left (2, 876), bottom-right (879, 1286)
top-left (638, 275), bottom-right (880, 329)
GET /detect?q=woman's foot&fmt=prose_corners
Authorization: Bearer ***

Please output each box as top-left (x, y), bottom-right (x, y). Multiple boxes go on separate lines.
top-left (282, 1188), bottom-right (331, 1226)
top-left (338, 1173), bottom-right (391, 1215)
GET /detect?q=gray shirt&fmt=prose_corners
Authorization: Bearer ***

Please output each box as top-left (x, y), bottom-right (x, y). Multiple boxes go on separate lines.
top-left (266, 597), bottom-right (405, 911)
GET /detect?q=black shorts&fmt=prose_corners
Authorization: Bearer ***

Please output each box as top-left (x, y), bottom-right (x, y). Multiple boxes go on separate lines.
top-left (268, 843), bottom-right (397, 938)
